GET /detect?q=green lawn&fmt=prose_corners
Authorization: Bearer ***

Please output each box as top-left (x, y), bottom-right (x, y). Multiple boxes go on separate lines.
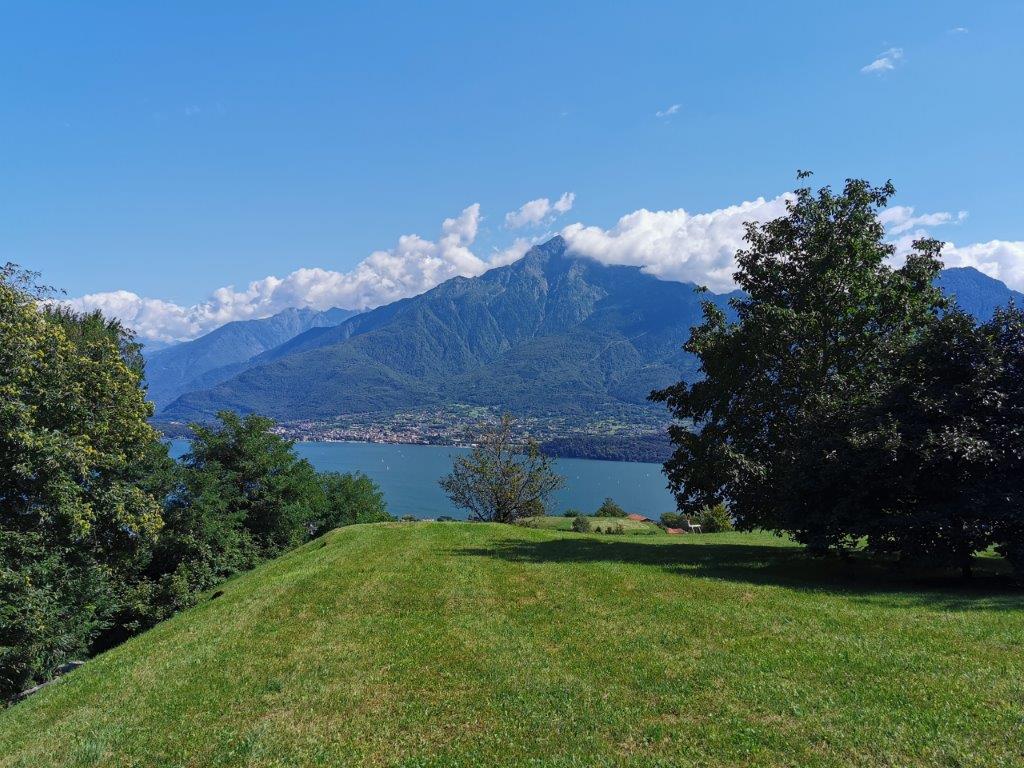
top-left (519, 514), bottom-right (664, 534)
top-left (1, 523), bottom-right (1022, 767)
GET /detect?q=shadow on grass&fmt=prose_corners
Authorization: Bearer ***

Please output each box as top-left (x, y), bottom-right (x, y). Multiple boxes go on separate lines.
top-left (455, 536), bottom-right (1024, 611)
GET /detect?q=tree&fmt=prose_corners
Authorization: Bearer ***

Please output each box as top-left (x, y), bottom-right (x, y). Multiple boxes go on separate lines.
top-left (151, 412), bottom-right (324, 597)
top-left (0, 264), bottom-right (168, 698)
top-left (878, 305), bottom-right (1024, 576)
top-left (313, 471), bottom-right (392, 535)
top-left (651, 178), bottom-right (946, 552)
top-left (439, 416), bottom-right (564, 523)
top-left (594, 498), bottom-right (627, 517)
top-left (987, 305), bottom-right (1024, 574)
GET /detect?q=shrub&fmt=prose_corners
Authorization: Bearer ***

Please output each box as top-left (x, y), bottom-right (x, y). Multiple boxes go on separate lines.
top-left (594, 498), bottom-right (627, 518)
top-left (399, 515), bottom-right (417, 523)
top-left (314, 471), bottom-right (391, 535)
top-left (562, 509), bottom-right (583, 518)
top-left (698, 503), bottom-right (734, 533)
top-left (436, 516), bottom-right (455, 522)
top-left (571, 516), bottom-right (592, 533)
top-left (606, 523), bottom-right (625, 535)
top-left (660, 512), bottom-right (685, 528)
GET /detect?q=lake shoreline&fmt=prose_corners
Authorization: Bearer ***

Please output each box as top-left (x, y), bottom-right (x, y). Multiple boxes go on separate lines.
top-left (167, 439), bottom-right (674, 519)
top-left (160, 430), bottom-right (672, 464)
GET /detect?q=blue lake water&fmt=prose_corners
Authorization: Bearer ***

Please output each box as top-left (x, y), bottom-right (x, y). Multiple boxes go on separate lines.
top-left (169, 440), bottom-right (675, 519)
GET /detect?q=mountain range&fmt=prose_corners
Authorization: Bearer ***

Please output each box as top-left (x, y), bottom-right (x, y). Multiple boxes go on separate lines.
top-left (151, 237), bottom-right (1023, 424)
top-left (145, 306), bottom-right (357, 409)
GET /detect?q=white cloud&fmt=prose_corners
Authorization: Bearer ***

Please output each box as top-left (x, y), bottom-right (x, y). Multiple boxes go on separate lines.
top-left (504, 192), bottom-right (575, 229)
top-left (562, 196), bottom-right (1023, 295)
top-left (488, 237), bottom-right (538, 268)
top-left (65, 204), bottom-right (492, 343)
top-left (941, 240), bottom-right (1024, 291)
top-left (892, 232), bottom-right (1024, 292)
top-left (505, 198), bottom-right (552, 229)
top-left (66, 191), bottom-right (1024, 343)
top-left (949, 26), bottom-right (969, 34)
top-left (878, 205), bottom-right (967, 234)
top-left (553, 192), bottom-right (575, 214)
top-left (655, 104), bottom-right (681, 118)
top-left (861, 47), bottom-right (904, 74)
top-left (883, 208), bottom-right (1024, 292)
top-left (561, 195), bottom-right (793, 293)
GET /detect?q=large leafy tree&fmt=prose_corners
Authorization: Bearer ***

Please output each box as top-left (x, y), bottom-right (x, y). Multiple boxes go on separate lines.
top-left (440, 415), bottom-right (564, 523)
top-left (875, 309), bottom-right (1001, 574)
top-left (879, 305), bottom-right (1024, 576)
top-left (1, 264), bottom-right (168, 698)
top-left (987, 306), bottom-right (1024, 572)
top-left (651, 178), bottom-right (946, 551)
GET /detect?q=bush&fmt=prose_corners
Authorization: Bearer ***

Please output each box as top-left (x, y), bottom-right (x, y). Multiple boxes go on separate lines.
top-left (594, 498), bottom-right (627, 518)
top-left (399, 515), bottom-right (417, 523)
top-left (660, 512), bottom-right (685, 528)
top-left (606, 523), bottom-right (625, 535)
top-left (436, 516), bottom-right (456, 522)
top-left (562, 509), bottom-right (583, 518)
top-left (314, 471), bottom-right (391, 535)
top-left (571, 516), bottom-right (592, 533)
top-left (698, 503), bottom-right (734, 533)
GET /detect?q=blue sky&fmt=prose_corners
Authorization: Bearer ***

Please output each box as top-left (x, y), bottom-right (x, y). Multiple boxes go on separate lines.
top-left (3, 2), bottom-right (1023, 340)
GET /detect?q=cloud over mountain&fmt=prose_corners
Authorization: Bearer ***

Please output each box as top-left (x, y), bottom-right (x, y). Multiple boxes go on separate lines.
top-left (505, 192), bottom-right (575, 228)
top-left (67, 204), bottom-right (489, 343)
top-left (560, 195), bottom-right (792, 292)
top-left (66, 191), bottom-right (1024, 343)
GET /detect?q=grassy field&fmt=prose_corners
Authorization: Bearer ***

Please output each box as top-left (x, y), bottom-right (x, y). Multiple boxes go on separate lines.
top-left (519, 515), bottom-right (664, 534)
top-left (1, 523), bottom-right (1022, 767)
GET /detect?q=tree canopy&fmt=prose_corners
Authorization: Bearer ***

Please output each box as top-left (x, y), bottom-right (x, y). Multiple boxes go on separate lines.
top-left (652, 179), bottom-right (1024, 576)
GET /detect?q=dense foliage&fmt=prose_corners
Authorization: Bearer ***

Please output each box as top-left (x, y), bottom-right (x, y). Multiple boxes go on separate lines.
top-left (440, 416), bottom-right (564, 523)
top-left (653, 178), bottom-right (1024, 575)
top-left (1, 265), bottom-right (167, 699)
top-left (0, 265), bottom-right (390, 700)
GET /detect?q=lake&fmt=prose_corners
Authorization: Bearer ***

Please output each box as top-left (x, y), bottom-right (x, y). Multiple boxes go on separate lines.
top-left (169, 440), bottom-right (675, 519)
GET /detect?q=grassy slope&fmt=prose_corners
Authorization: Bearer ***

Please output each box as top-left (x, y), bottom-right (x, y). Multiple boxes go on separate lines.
top-left (1, 523), bottom-right (1022, 768)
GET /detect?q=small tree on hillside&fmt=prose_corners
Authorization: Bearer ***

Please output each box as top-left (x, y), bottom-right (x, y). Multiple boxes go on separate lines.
top-left (439, 416), bottom-right (564, 523)
top-left (595, 498), bottom-right (627, 517)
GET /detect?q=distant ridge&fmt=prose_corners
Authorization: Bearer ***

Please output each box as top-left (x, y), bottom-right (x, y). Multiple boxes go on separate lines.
top-left (160, 237), bottom-right (738, 421)
top-left (153, 240), bottom-right (1024, 424)
top-left (935, 266), bottom-right (1024, 321)
top-left (145, 306), bottom-right (357, 409)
